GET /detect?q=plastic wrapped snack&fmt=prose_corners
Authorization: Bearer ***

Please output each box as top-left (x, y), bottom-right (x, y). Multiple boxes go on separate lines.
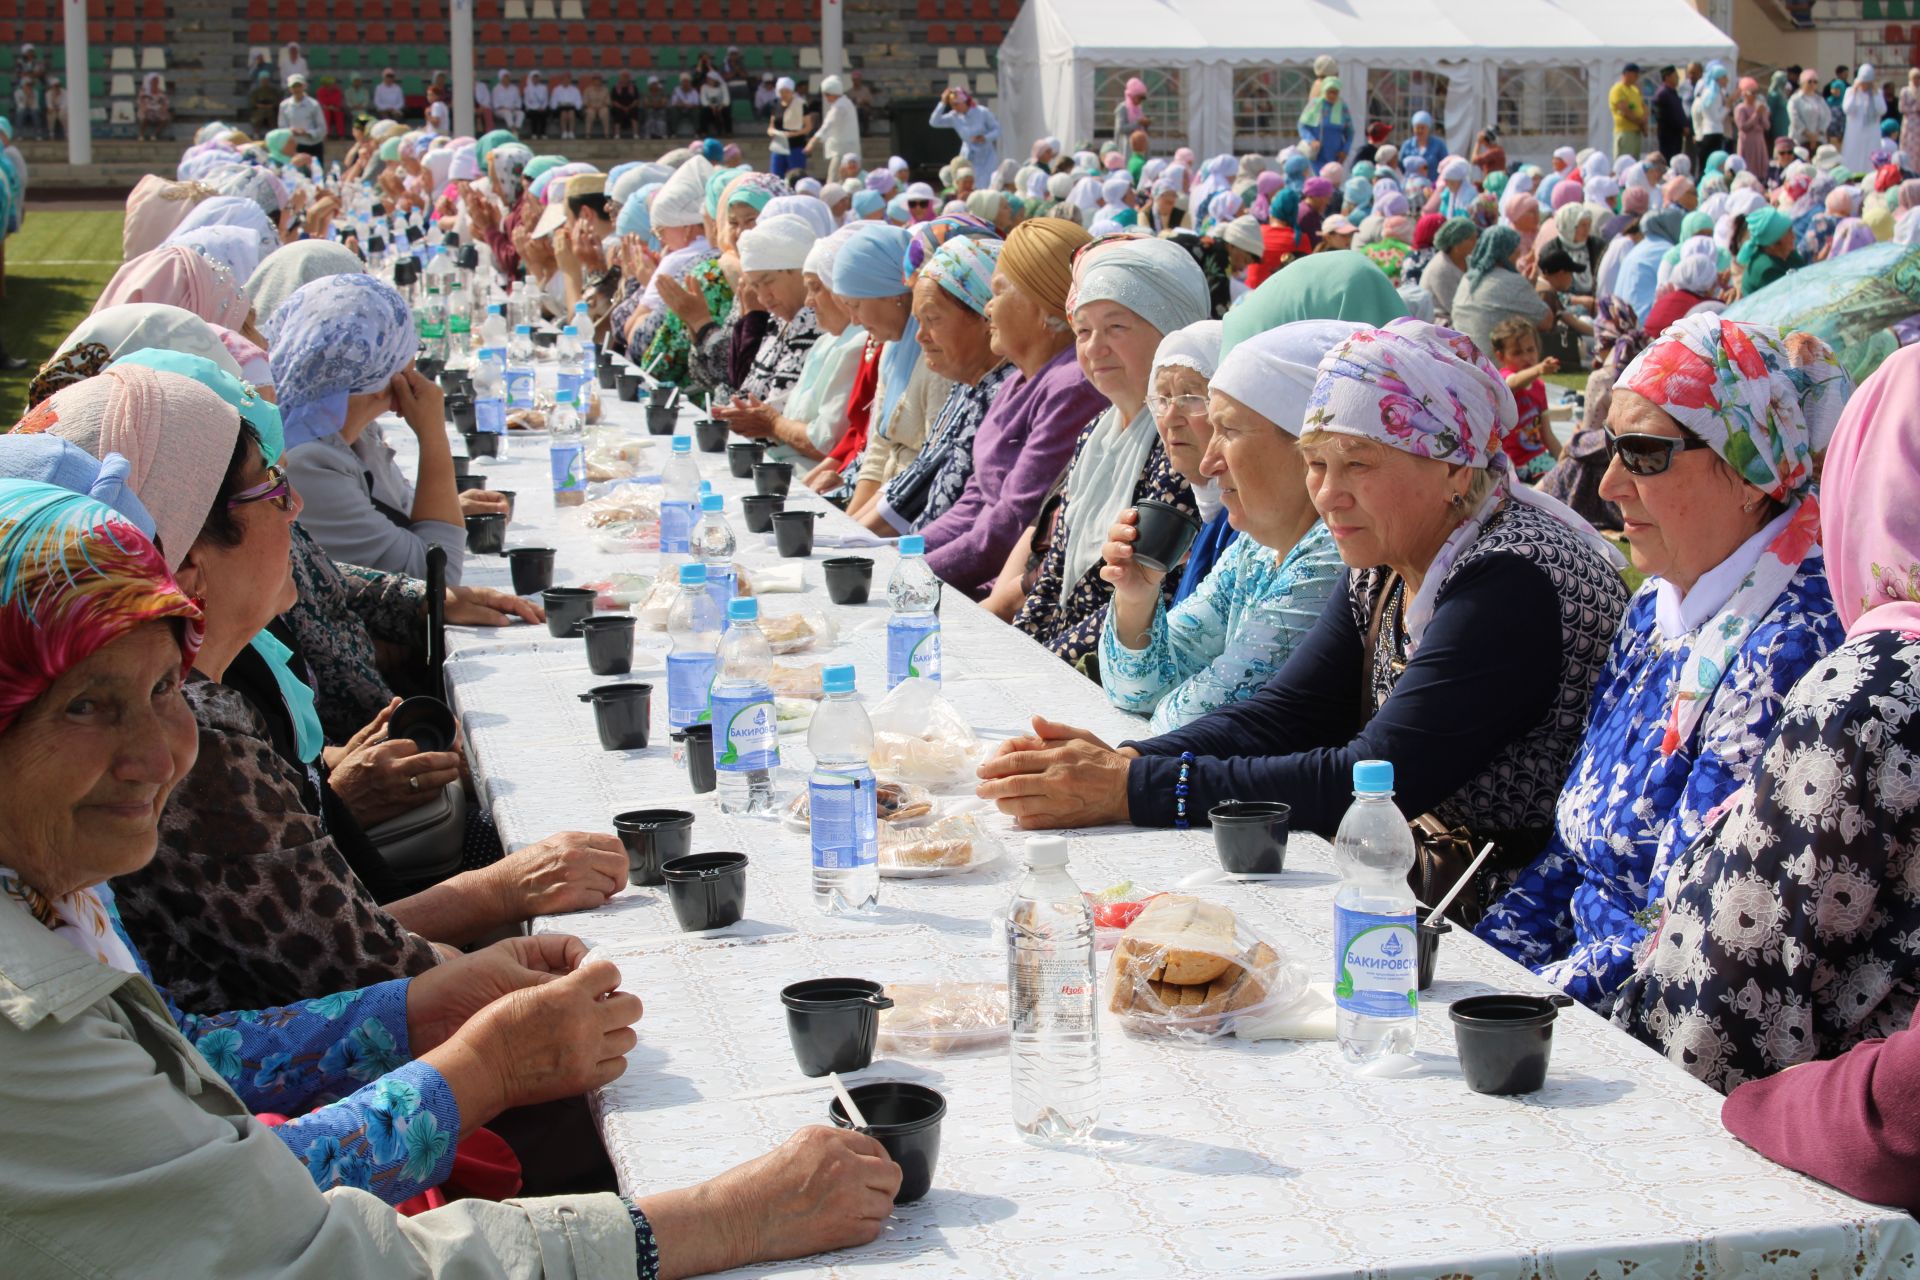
top-left (581, 484), bottom-right (659, 530)
top-left (867, 678), bottom-right (987, 792)
top-left (505, 408), bottom-right (547, 432)
top-left (877, 811), bottom-right (1003, 877)
top-left (1085, 881), bottom-right (1166, 950)
top-left (571, 573), bottom-right (653, 610)
top-left (769, 662), bottom-right (824, 701)
top-left (1106, 895), bottom-right (1303, 1043)
top-left (877, 982), bottom-right (1009, 1056)
top-left (758, 608), bottom-right (836, 655)
top-left (785, 779), bottom-right (934, 832)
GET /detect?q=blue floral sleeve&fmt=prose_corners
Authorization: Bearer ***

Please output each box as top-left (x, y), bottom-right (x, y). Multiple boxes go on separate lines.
top-left (104, 902), bottom-right (462, 1205)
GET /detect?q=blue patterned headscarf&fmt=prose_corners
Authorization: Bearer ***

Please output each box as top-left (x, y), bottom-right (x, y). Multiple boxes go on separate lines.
top-left (265, 274), bottom-right (417, 451)
top-left (920, 236), bottom-right (1003, 316)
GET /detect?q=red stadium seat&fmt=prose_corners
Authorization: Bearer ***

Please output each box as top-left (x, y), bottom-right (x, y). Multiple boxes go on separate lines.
top-left (247, 19), bottom-right (271, 41)
top-left (87, 19), bottom-right (108, 41)
top-left (140, 21), bottom-right (164, 42)
top-left (482, 46), bottom-right (508, 66)
top-left (537, 21), bottom-right (564, 42)
top-left (423, 21), bottom-right (446, 40)
top-left (476, 0), bottom-right (501, 15)
top-left (478, 21), bottom-right (503, 43)
top-left (391, 21), bottom-right (417, 42)
top-left (507, 20), bottom-right (530, 41)
top-left (927, 22), bottom-right (950, 41)
top-left (512, 44), bottom-right (536, 67)
top-left (982, 22), bottom-right (1002, 43)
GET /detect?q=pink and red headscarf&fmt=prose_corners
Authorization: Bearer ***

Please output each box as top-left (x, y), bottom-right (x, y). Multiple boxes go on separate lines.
top-left (1819, 343), bottom-right (1920, 638)
top-left (92, 245), bottom-right (251, 332)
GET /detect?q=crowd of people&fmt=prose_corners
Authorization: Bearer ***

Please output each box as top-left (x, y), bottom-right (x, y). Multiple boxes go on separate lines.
top-left (4, 39), bottom-right (1920, 1276)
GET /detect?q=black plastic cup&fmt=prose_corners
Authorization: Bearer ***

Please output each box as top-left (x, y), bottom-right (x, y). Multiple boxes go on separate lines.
top-left (465, 429), bottom-right (501, 459)
top-left (580, 614), bottom-right (637, 676)
top-left (389, 695), bottom-right (457, 753)
top-left (694, 417), bottom-right (730, 452)
top-left (1130, 499), bottom-right (1205, 574)
top-left (752, 461), bottom-right (794, 497)
top-left (661, 851), bottom-right (747, 931)
top-left (613, 808), bottom-right (694, 887)
top-left (414, 355), bottom-right (445, 382)
top-left (741, 494), bottom-right (785, 534)
top-left (823, 556), bottom-right (875, 605)
top-left (646, 404), bottom-right (679, 435)
top-left (650, 384), bottom-right (678, 407)
top-left (597, 363), bottom-right (619, 390)
top-left (454, 471), bottom-right (488, 492)
top-left (465, 513), bottom-right (508, 555)
top-left (728, 441), bottom-right (767, 478)
top-left (1450, 993), bottom-right (1574, 1096)
top-left (683, 723), bottom-right (716, 793)
top-left (828, 1082), bottom-right (946, 1204)
top-left (495, 491), bottom-right (516, 520)
top-left (507, 546), bottom-right (556, 595)
top-left (1207, 800), bottom-right (1290, 875)
top-left (532, 328), bottom-right (558, 350)
top-left (781, 978), bottom-right (894, 1078)
top-left (578, 682), bottom-right (652, 751)
top-left (542, 586), bottom-right (597, 637)
top-left (1418, 918), bottom-right (1451, 992)
top-left (447, 394), bottom-right (477, 433)
top-left (772, 509), bottom-right (818, 558)
top-left (618, 372), bottom-right (643, 402)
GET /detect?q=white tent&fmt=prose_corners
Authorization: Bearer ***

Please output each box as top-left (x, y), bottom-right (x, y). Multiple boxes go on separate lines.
top-left (996, 0), bottom-right (1736, 163)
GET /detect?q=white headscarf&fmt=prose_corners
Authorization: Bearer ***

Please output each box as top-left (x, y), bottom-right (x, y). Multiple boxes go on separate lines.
top-left (1210, 319), bottom-right (1367, 436)
top-left (1147, 320), bottom-right (1226, 518)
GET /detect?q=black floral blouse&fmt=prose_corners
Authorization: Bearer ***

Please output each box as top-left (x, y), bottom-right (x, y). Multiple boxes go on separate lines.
top-left (283, 522), bottom-right (426, 743)
top-left (1012, 413), bottom-right (1195, 672)
top-left (1611, 630), bottom-right (1920, 1093)
top-left (690, 305), bottom-right (820, 407)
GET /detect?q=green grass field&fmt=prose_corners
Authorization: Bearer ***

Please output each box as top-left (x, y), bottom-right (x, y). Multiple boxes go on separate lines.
top-left (1, 210), bottom-right (126, 415)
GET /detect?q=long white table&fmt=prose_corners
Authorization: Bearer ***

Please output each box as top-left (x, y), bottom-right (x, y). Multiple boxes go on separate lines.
top-left (404, 385), bottom-right (1920, 1280)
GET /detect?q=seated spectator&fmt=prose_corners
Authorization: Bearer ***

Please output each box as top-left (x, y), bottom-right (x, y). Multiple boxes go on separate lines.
top-left (136, 73), bottom-right (171, 142)
top-left (1451, 225), bottom-right (1551, 362)
top-left (1419, 216), bottom-right (1478, 324)
top-left (1478, 317), bottom-right (1850, 1003)
top-left (1100, 319), bottom-right (1346, 731)
top-left (1009, 236), bottom-right (1208, 668)
top-left (581, 72), bottom-right (610, 138)
top-left (979, 318), bottom-right (1629, 919)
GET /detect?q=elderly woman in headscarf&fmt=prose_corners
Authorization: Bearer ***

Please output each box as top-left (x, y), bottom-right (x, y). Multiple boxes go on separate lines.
top-left (1426, 156), bottom-right (1475, 220)
top-left (800, 223), bottom-right (910, 502)
top-left (1416, 216), bottom-right (1478, 324)
top-left (27, 303), bottom-right (245, 408)
top-left (1736, 204), bottom-right (1803, 296)
top-left (93, 244), bottom-right (263, 346)
top-left (929, 83), bottom-right (1002, 178)
top-left (1297, 78), bottom-right (1352, 165)
top-left (1450, 225), bottom-right (1552, 362)
top-left (1099, 318), bottom-right (1348, 732)
top-left (1537, 295), bottom-right (1642, 530)
top-left (1539, 202), bottom-right (1604, 307)
top-left (978, 318), bottom-right (1629, 916)
top-left (1007, 236), bottom-right (1208, 667)
top-left (692, 213), bottom-right (822, 414)
top-left (665, 171), bottom-right (788, 396)
top-left (626, 159), bottom-right (733, 381)
top-left (269, 274), bottom-right (484, 583)
top-left (867, 236), bottom-right (1016, 536)
top-left (167, 193), bottom-right (280, 265)
top-left (121, 175), bottom-right (220, 260)
top-left (244, 238), bottom-right (365, 329)
top-left (1479, 317), bottom-right (1849, 1000)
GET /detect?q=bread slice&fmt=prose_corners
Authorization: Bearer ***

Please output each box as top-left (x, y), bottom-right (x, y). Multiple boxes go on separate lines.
top-left (1115, 895), bottom-right (1239, 986)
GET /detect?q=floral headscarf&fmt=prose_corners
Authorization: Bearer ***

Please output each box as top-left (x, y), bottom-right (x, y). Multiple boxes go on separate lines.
top-left (1593, 296), bottom-right (1647, 375)
top-left (0, 480), bottom-right (202, 974)
top-left (1619, 314), bottom-right (1852, 751)
top-left (489, 143), bottom-right (534, 204)
top-left (919, 236), bottom-right (1002, 316)
top-left (903, 212), bottom-right (997, 279)
top-left (1821, 344), bottom-right (1920, 637)
top-left (265, 273), bottom-right (418, 451)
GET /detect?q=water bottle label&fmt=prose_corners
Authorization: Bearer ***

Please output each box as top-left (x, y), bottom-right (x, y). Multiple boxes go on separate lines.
top-left (475, 396), bottom-right (506, 435)
top-left (809, 770), bottom-right (878, 871)
top-left (886, 619), bottom-right (941, 688)
top-left (1332, 907), bottom-right (1418, 1018)
top-left (506, 368), bottom-right (536, 410)
top-left (549, 442), bottom-right (586, 494)
top-left (660, 501), bottom-right (695, 554)
top-left (666, 652), bottom-right (715, 728)
top-left (710, 687), bottom-right (778, 771)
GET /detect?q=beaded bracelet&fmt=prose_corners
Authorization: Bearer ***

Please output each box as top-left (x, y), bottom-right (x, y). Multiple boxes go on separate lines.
top-left (1173, 751), bottom-right (1195, 829)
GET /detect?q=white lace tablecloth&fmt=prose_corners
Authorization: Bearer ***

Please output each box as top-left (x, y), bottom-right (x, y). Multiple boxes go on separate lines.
top-left (398, 394), bottom-right (1920, 1279)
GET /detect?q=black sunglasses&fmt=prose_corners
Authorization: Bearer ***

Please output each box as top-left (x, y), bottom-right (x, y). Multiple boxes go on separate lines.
top-left (1604, 431), bottom-right (1706, 477)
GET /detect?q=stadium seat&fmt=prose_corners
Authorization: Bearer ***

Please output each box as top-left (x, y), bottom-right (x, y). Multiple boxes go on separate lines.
top-left (483, 47), bottom-right (508, 67)
top-left (983, 23), bottom-right (1003, 42)
top-left (928, 24), bottom-right (951, 42)
top-left (936, 47), bottom-right (960, 68)
top-left (110, 47), bottom-right (136, 70)
top-left (248, 20), bottom-right (272, 42)
top-left (965, 47), bottom-right (988, 68)
top-left (111, 72), bottom-right (136, 95)
top-left (504, 0), bottom-right (528, 17)
top-left (425, 36), bottom-right (450, 59)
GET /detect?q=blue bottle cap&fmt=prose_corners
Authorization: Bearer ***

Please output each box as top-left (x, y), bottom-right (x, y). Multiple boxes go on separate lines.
top-left (514, 323), bottom-right (531, 334)
top-left (727, 597), bottom-right (758, 622)
top-left (822, 664), bottom-right (856, 694)
top-left (1352, 759), bottom-right (1394, 793)
top-left (562, 325), bottom-right (577, 336)
top-left (488, 303), bottom-right (503, 313)
top-left (700, 480), bottom-right (713, 495)
top-left (701, 493), bottom-right (724, 512)
top-left (679, 563), bottom-right (708, 586)
top-left (672, 436), bottom-right (691, 452)
top-left (899, 534), bottom-right (926, 555)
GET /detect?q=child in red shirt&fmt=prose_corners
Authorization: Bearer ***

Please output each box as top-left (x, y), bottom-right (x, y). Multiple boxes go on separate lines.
top-left (1490, 317), bottom-right (1562, 482)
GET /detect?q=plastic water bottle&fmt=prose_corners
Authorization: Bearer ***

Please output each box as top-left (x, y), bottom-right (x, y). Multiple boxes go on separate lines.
top-left (549, 388), bottom-right (586, 507)
top-left (809, 664), bottom-right (879, 915)
top-left (506, 324), bottom-right (537, 412)
top-left (1007, 835), bottom-right (1099, 1143)
top-left (480, 303), bottom-right (509, 350)
top-left (660, 437), bottom-right (700, 554)
top-left (666, 562), bottom-right (721, 764)
top-left (446, 283), bottom-right (472, 368)
top-left (711, 597), bottom-right (779, 814)
top-left (472, 346), bottom-right (509, 458)
top-left (693, 493), bottom-right (737, 623)
top-left (1333, 759), bottom-right (1420, 1064)
top-left (417, 287), bottom-right (448, 365)
top-left (886, 534), bottom-right (942, 688)
top-left (573, 299), bottom-right (597, 372)
top-left (556, 325), bottom-right (584, 404)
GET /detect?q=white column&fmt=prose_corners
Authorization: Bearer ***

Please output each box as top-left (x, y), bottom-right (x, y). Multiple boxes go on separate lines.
top-left (821, 0), bottom-right (844, 80)
top-left (64, 0), bottom-right (91, 166)
top-left (452, 0), bottom-right (475, 137)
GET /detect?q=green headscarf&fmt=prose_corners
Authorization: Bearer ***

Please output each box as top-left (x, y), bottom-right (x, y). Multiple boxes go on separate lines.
top-left (1483, 170), bottom-right (1508, 197)
top-left (476, 128), bottom-right (518, 163)
top-left (1465, 225), bottom-right (1522, 286)
top-left (704, 165), bottom-right (747, 219)
top-left (1680, 209), bottom-right (1714, 239)
top-left (522, 154), bottom-right (567, 182)
top-left (1434, 216), bottom-right (1478, 253)
top-left (1297, 76), bottom-right (1352, 132)
top-left (264, 129), bottom-right (293, 163)
top-left (1737, 206), bottom-right (1793, 265)
top-left (377, 137), bottom-right (403, 162)
top-left (1220, 250), bottom-right (1409, 357)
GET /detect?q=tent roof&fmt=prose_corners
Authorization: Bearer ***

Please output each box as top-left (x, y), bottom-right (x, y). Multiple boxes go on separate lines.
top-left (1019, 0), bottom-right (1735, 66)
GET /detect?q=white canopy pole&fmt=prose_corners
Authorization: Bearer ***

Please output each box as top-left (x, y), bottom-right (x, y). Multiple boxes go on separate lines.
top-left (63, 0), bottom-right (90, 166)
top-left (821, 0), bottom-right (844, 80)
top-left (452, 0), bottom-right (475, 137)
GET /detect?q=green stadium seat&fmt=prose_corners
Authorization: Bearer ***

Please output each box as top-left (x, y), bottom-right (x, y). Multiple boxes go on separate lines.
top-left (0, 49), bottom-right (14, 72)
top-left (88, 48), bottom-right (109, 70)
top-left (404, 75), bottom-right (425, 94)
top-left (307, 46), bottom-right (333, 68)
top-left (397, 47), bottom-right (424, 69)
top-left (770, 48), bottom-right (796, 69)
top-left (0, 76), bottom-right (10, 99)
top-left (1864, 0), bottom-right (1884, 17)
top-left (90, 74), bottom-right (108, 97)
top-left (426, 45), bottom-right (451, 68)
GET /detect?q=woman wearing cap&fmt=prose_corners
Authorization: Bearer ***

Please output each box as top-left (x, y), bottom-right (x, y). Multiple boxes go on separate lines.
top-left (1099, 319), bottom-right (1347, 732)
top-left (1477, 317), bottom-right (1848, 1004)
top-left (869, 237), bottom-right (1016, 535)
top-left (980, 319), bottom-right (1628, 919)
top-left (1009, 236), bottom-right (1206, 665)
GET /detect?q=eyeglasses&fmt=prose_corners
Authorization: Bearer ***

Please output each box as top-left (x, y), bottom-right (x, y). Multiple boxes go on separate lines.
top-left (226, 463), bottom-right (295, 512)
top-left (1147, 393), bottom-right (1209, 419)
top-left (1603, 431), bottom-right (1705, 477)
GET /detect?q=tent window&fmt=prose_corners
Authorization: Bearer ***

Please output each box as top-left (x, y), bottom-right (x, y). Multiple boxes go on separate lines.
top-left (1232, 66), bottom-right (1312, 151)
top-left (1496, 66), bottom-right (1589, 138)
top-left (1366, 70), bottom-right (1448, 138)
top-left (1094, 67), bottom-right (1182, 140)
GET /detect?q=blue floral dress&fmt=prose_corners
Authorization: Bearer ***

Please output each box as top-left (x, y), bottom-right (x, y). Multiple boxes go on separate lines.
top-left (1475, 560), bottom-right (1842, 1007)
top-left (1100, 521), bottom-right (1344, 733)
top-left (105, 890), bottom-right (459, 1206)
